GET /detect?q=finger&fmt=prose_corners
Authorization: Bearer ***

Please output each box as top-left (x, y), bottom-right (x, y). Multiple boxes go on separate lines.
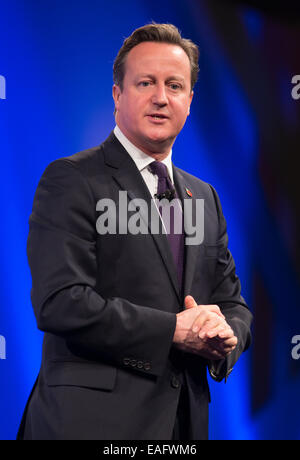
top-left (191, 310), bottom-right (208, 333)
top-left (211, 337), bottom-right (237, 354)
top-left (221, 336), bottom-right (238, 348)
top-left (204, 304), bottom-right (225, 319)
top-left (207, 341), bottom-right (234, 358)
top-left (184, 295), bottom-right (197, 310)
top-left (214, 334), bottom-right (237, 346)
top-left (193, 311), bottom-right (224, 335)
top-left (198, 314), bottom-right (228, 337)
top-left (199, 317), bottom-right (222, 338)
top-left (205, 324), bottom-right (230, 339)
top-left (192, 310), bottom-right (220, 334)
top-left (206, 324), bottom-right (234, 340)
top-left (218, 328), bottom-right (235, 339)
top-left (219, 344), bottom-right (236, 356)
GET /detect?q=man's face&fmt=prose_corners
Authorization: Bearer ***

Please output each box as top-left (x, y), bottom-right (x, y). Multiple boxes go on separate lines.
top-left (113, 41), bottom-right (193, 156)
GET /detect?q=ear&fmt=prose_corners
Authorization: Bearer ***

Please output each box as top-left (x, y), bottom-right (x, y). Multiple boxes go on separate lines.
top-left (187, 90), bottom-right (194, 116)
top-left (112, 84), bottom-right (122, 112)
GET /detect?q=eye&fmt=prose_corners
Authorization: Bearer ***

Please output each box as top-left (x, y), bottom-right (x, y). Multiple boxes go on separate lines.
top-left (169, 83), bottom-right (181, 90)
top-left (139, 81), bottom-right (151, 87)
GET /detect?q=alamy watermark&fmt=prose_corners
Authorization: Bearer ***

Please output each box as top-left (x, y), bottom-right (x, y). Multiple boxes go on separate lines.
top-left (291, 75), bottom-right (300, 100)
top-left (96, 192), bottom-right (204, 245)
top-left (291, 335), bottom-right (300, 360)
top-left (0, 335), bottom-right (6, 359)
top-left (0, 75), bottom-right (6, 99)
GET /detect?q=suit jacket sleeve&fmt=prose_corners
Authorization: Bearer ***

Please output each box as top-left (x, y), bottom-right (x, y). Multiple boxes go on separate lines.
top-left (27, 159), bottom-right (176, 377)
top-left (206, 185), bottom-right (253, 382)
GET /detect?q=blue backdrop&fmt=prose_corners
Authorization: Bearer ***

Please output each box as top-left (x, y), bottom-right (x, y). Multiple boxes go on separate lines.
top-left (1, 0), bottom-right (300, 440)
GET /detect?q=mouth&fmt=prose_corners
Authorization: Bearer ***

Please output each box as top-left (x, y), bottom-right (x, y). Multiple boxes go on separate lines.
top-left (146, 113), bottom-right (169, 122)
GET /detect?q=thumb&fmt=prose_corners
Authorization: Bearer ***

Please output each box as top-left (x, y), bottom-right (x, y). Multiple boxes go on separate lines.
top-left (184, 295), bottom-right (197, 310)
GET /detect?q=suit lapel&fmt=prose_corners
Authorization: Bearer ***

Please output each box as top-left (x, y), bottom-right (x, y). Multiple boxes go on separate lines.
top-left (173, 167), bottom-right (201, 300)
top-left (102, 133), bottom-right (181, 302)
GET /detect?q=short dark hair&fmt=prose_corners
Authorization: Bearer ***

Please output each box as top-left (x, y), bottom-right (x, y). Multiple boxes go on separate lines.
top-left (113, 23), bottom-right (199, 92)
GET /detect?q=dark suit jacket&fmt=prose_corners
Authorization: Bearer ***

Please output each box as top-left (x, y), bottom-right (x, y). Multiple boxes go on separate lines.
top-left (17, 132), bottom-right (252, 440)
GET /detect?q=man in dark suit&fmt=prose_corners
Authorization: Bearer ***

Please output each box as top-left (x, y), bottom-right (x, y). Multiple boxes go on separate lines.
top-left (17, 23), bottom-right (252, 440)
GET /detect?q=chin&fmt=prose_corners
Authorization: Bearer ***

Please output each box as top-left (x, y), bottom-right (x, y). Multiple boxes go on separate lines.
top-left (146, 137), bottom-right (171, 150)
top-left (144, 129), bottom-right (174, 144)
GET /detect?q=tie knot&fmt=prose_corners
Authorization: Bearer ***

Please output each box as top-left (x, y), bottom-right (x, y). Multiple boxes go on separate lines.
top-left (149, 161), bottom-right (169, 179)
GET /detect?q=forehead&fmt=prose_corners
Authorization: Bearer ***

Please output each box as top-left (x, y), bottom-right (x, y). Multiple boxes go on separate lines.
top-left (124, 41), bottom-right (191, 78)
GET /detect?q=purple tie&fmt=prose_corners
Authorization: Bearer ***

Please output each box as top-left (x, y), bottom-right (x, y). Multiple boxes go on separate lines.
top-left (148, 161), bottom-right (184, 291)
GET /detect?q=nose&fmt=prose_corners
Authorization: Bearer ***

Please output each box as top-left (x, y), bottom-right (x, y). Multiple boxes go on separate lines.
top-left (151, 83), bottom-right (168, 107)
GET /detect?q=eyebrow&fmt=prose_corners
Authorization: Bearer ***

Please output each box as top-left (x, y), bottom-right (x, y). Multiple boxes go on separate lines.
top-left (136, 74), bottom-right (186, 84)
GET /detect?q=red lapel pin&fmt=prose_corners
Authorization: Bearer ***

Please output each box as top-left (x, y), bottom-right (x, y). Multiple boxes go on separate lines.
top-left (185, 187), bottom-right (192, 197)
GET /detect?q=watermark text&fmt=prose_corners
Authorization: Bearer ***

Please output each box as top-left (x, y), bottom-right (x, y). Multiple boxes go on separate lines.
top-left (96, 192), bottom-right (204, 245)
top-left (291, 335), bottom-right (300, 360)
top-left (0, 335), bottom-right (6, 359)
top-left (291, 75), bottom-right (300, 100)
top-left (0, 75), bottom-right (6, 100)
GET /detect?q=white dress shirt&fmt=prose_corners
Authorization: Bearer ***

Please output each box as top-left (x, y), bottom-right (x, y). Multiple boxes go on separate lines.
top-left (113, 125), bottom-right (174, 199)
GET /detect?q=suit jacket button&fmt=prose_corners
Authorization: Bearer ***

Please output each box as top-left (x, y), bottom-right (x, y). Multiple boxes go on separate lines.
top-left (143, 362), bottom-right (151, 371)
top-left (123, 358), bottom-right (130, 366)
top-left (171, 375), bottom-right (180, 389)
top-left (130, 359), bottom-right (137, 367)
top-left (137, 361), bottom-right (144, 369)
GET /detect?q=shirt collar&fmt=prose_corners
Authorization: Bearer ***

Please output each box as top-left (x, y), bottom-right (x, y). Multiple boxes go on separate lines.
top-left (114, 125), bottom-right (174, 184)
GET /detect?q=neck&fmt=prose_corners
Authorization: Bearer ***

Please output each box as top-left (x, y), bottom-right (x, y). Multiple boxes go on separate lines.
top-left (143, 150), bottom-right (171, 161)
top-left (115, 123), bottom-right (174, 161)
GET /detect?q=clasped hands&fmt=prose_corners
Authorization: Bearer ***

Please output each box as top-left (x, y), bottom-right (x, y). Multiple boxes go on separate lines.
top-left (173, 295), bottom-right (237, 360)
